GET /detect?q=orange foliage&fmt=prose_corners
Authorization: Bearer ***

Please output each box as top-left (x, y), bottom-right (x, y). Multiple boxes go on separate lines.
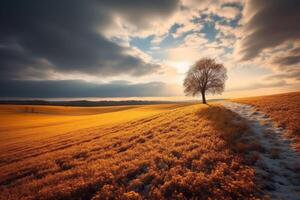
top-left (233, 92), bottom-right (300, 152)
top-left (0, 104), bottom-right (259, 199)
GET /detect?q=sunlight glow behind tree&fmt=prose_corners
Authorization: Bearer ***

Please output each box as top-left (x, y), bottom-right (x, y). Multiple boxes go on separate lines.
top-left (183, 58), bottom-right (227, 104)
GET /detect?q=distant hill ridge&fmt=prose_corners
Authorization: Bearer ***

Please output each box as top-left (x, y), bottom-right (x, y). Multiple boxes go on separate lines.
top-left (0, 100), bottom-right (178, 107)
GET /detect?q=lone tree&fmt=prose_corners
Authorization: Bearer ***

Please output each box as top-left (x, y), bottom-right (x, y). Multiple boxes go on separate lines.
top-left (183, 58), bottom-right (227, 104)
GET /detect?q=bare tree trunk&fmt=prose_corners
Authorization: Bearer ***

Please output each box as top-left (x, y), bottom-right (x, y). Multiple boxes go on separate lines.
top-left (201, 91), bottom-right (207, 104)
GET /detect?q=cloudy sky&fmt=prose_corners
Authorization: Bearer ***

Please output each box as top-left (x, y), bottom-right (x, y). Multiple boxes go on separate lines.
top-left (0, 0), bottom-right (299, 100)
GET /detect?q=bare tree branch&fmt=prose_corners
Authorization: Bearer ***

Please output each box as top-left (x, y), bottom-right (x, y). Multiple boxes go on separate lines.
top-left (183, 58), bottom-right (227, 104)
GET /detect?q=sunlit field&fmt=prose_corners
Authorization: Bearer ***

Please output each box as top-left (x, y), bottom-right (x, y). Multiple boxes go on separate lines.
top-left (233, 92), bottom-right (300, 152)
top-left (0, 104), bottom-right (188, 145)
top-left (1, 0), bottom-right (300, 199)
top-left (0, 103), bottom-right (260, 199)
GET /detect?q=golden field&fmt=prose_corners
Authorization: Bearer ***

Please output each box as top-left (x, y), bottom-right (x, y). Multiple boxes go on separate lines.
top-left (233, 92), bottom-right (300, 152)
top-left (0, 103), bottom-right (259, 199)
top-left (0, 104), bottom-right (187, 145)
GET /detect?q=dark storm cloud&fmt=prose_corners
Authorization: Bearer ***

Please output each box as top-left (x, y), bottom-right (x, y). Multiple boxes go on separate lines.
top-left (0, 0), bottom-right (179, 79)
top-left (0, 79), bottom-right (174, 98)
top-left (272, 55), bottom-right (300, 68)
top-left (238, 0), bottom-right (300, 61)
top-left (0, 45), bottom-right (39, 78)
top-left (269, 46), bottom-right (300, 81)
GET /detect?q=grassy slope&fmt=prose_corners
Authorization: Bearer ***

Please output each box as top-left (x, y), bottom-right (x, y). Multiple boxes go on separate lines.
top-left (232, 91), bottom-right (300, 152)
top-left (0, 104), bottom-right (258, 199)
top-left (0, 104), bottom-right (142, 115)
top-left (0, 104), bottom-right (188, 145)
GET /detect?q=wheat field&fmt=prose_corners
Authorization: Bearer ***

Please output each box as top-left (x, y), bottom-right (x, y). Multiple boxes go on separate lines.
top-left (0, 104), bottom-right (187, 146)
top-left (0, 103), bottom-right (258, 199)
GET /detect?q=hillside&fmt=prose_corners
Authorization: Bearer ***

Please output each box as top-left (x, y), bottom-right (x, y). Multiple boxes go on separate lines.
top-left (0, 104), bottom-right (187, 145)
top-left (0, 100), bottom-right (176, 107)
top-left (0, 104), bottom-right (258, 199)
top-left (233, 92), bottom-right (300, 152)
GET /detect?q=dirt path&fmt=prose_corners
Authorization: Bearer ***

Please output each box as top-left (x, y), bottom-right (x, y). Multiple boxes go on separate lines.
top-left (222, 102), bottom-right (300, 199)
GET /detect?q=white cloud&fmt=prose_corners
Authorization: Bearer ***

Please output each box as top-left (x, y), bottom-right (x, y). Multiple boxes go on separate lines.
top-left (216, 6), bottom-right (240, 19)
top-left (181, 33), bottom-right (208, 47)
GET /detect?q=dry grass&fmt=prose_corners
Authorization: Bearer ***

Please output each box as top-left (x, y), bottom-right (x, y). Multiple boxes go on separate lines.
top-left (0, 104), bottom-right (187, 146)
top-left (232, 91), bottom-right (300, 152)
top-left (0, 104), bottom-right (259, 199)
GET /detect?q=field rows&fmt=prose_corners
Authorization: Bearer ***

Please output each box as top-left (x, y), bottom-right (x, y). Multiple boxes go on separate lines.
top-left (0, 104), bottom-right (258, 199)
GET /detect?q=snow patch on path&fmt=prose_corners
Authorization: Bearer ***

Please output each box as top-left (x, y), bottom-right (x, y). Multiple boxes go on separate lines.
top-left (222, 102), bottom-right (300, 199)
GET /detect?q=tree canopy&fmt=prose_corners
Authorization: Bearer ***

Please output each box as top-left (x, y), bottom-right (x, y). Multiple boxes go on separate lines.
top-left (183, 58), bottom-right (227, 104)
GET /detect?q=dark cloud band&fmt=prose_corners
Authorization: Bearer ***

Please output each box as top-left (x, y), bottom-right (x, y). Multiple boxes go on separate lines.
top-left (0, 79), bottom-right (175, 98)
top-left (0, 0), bottom-right (179, 79)
top-left (238, 0), bottom-right (300, 61)
top-left (236, 0), bottom-right (300, 82)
